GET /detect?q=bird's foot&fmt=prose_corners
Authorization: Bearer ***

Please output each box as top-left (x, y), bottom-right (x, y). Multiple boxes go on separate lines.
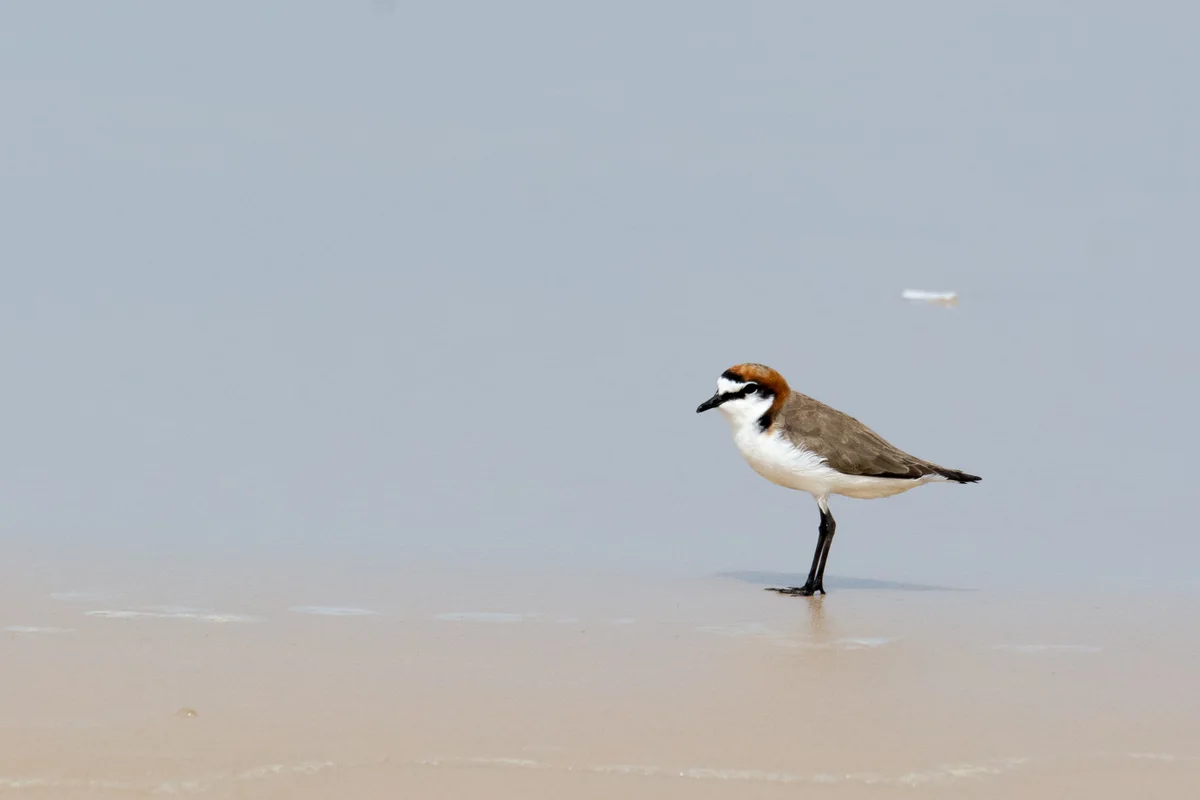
top-left (767, 583), bottom-right (824, 597)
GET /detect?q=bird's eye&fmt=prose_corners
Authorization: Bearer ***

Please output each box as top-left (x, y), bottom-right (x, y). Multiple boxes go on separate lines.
top-left (744, 382), bottom-right (759, 394)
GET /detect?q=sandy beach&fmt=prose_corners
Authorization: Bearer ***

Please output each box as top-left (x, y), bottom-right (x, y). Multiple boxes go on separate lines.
top-left (4, 566), bottom-right (1198, 798)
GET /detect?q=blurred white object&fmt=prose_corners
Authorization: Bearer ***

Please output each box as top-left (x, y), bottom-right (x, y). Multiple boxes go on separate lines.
top-left (901, 289), bottom-right (959, 307)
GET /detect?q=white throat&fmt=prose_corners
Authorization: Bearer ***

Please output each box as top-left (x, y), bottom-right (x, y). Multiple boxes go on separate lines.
top-left (718, 394), bottom-right (774, 431)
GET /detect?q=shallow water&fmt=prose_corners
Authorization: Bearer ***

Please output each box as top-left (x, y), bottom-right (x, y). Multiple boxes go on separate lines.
top-left (3, 565), bottom-right (1197, 798)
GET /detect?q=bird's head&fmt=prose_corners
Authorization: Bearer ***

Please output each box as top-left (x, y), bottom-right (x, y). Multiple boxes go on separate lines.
top-left (695, 363), bottom-right (790, 428)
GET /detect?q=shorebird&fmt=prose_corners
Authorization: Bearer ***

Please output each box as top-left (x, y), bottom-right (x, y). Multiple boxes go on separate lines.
top-left (696, 363), bottom-right (980, 596)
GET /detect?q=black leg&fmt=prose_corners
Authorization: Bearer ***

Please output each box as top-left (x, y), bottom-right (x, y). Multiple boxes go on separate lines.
top-left (800, 521), bottom-right (827, 589)
top-left (814, 507), bottom-right (836, 592)
top-left (768, 503), bottom-right (831, 597)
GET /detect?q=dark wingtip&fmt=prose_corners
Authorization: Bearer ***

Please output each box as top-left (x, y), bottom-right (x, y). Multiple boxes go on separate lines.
top-left (938, 468), bottom-right (982, 484)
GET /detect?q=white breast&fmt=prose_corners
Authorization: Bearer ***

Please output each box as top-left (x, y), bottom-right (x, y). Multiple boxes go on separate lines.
top-left (732, 425), bottom-right (837, 495)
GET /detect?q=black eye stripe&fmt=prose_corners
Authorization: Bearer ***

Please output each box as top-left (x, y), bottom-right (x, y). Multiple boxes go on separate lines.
top-left (721, 383), bottom-right (771, 402)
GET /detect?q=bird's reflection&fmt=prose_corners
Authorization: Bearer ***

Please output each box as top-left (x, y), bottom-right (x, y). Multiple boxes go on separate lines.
top-left (803, 594), bottom-right (829, 643)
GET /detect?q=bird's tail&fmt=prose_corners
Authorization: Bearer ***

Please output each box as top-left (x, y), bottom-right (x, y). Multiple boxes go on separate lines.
top-left (935, 467), bottom-right (981, 484)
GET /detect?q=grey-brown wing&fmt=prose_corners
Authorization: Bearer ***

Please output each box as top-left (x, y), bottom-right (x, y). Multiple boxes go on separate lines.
top-left (780, 393), bottom-right (941, 479)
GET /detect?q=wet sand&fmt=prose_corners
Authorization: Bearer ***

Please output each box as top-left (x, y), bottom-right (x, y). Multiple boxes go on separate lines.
top-left (3, 566), bottom-right (1198, 798)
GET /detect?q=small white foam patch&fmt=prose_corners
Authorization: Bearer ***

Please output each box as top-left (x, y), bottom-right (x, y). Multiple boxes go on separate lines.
top-left (890, 758), bottom-right (1031, 786)
top-left (0, 777), bottom-right (134, 791)
top-left (431, 612), bottom-right (646, 626)
top-left (411, 754), bottom-right (1033, 786)
top-left (695, 622), bottom-right (896, 650)
top-left (86, 607), bottom-right (264, 624)
top-left (288, 606), bottom-right (378, 616)
top-left (435, 612), bottom-right (534, 623)
top-left (1121, 752), bottom-right (1200, 763)
top-left (0, 760), bottom-right (337, 794)
top-left (833, 636), bottom-right (895, 649)
top-left (222, 761), bottom-right (336, 782)
top-left (696, 622), bottom-right (779, 637)
top-left (775, 636), bottom-right (898, 650)
top-left (991, 644), bottom-right (1101, 654)
top-left (4, 626), bottom-right (75, 634)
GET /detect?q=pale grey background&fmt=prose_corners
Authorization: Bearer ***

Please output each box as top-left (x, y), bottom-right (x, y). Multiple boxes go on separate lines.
top-left (2, 2), bottom-right (1197, 590)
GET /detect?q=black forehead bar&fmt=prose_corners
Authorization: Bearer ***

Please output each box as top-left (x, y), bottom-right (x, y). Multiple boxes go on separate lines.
top-left (719, 371), bottom-right (770, 393)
